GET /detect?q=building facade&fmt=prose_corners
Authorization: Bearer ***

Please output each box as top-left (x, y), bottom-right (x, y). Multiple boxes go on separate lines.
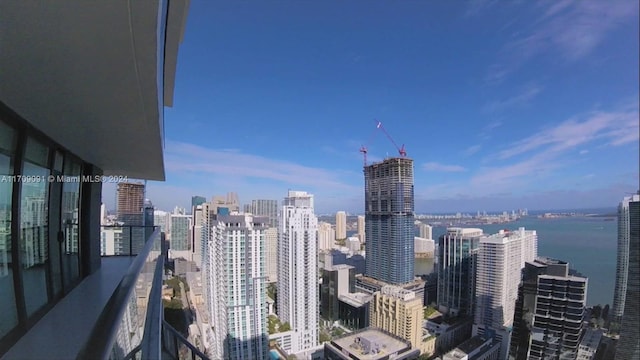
top-left (473, 228), bottom-right (538, 360)
top-left (510, 258), bottom-right (587, 360)
top-left (203, 213), bottom-right (269, 360)
top-left (336, 211), bottom-right (347, 240)
top-left (617, 193), bottom-right (640, 360)
top-left (170, 214), bottom-right (191, 252)
top-left (364, 157), bottom-right (415, 285)
top-left (370, 285), bottom-right (428, 355)
top-left (437, 228), bottom-right (483, 318)
top-left (612, 193), bottom-right (640, 323)
top-left (277, 191), bottom-right (319, 354)
top-left (249, 199), bottom-right (278, 228)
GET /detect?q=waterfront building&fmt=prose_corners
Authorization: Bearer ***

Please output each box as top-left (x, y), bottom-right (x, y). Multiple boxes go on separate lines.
top-left (277, 191), bottom-right (319, 353)
top-left (437, 228), bottom-right (483, 318)
top-left (336, 211), bottom-right (347, 240)
top-left (364, 157), bottom-right (415, 285)
top-left (473, 228), bottom-right (538, 360)
top-left (612, 193), bottom-right (640, 323)
top-left (616, 192), bottom-right (640, 359)
top-left (510, 258), bottom-right (587, 360)
top-left (419, 223), bottom-right (433, 240)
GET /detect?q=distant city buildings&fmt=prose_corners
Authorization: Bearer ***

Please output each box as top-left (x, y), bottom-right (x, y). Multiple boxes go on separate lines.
top-left (336, 211), bottom-right (347, 240)
top-left (318, 222), bottom-right (335, 251)
top-left (419, 222), bottom-right (433, 240)
top-left (169, 214), bottom-right (191, 253)
top-left (277, 191), bottom-right (319, 354)
top-left (364, 157), bottom-right (415, 285)
top-left (473, 228), bottom-right (538, 360)
top-left (248, 199), bottom-right (278, 228)
top-left (357, 215), bottom-right (365, 242)
top-left (616, 192), bottom-right (640, 360)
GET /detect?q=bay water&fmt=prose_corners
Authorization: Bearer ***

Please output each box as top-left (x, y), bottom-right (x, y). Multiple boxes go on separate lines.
top-left (414, 215), bottom-right (617, 307)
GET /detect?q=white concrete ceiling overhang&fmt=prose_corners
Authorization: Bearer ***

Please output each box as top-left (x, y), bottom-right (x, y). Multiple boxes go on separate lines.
top-left (0, 0), bottom-right (189, 180)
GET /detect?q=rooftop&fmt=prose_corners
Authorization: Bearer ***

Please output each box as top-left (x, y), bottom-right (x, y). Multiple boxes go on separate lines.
top-left (339, 292), bottom-right (372, 307)
top-left (331, 328), bottom-right (411, 360)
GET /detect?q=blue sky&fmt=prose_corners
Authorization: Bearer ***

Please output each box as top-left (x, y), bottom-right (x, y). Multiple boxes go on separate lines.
top-left (105, 0), bottom-right (639, 214)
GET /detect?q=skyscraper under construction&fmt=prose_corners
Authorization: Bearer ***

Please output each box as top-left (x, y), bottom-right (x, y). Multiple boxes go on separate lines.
top-left (364, 157), bottom-right (415, 285)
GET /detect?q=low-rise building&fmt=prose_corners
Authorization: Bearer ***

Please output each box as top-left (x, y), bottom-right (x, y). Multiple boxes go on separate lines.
top-left (324, 328), bottom-right (420, 360)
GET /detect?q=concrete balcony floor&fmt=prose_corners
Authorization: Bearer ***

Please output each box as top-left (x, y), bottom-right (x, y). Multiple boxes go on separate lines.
top-left (2, 257), bottom-right (135, 360)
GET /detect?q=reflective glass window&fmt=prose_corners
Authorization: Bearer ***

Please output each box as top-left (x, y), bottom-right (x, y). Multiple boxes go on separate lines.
top-left (20, 137), bottom-right (50, 316)
top-left (0, 120), bottom-right (18, 338)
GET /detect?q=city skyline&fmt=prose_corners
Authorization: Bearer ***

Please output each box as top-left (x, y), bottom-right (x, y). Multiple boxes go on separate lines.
top-left (100, 1), bottom-right (639, 214)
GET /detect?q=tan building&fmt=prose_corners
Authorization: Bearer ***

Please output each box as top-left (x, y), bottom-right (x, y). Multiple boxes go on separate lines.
top-left (370, 285), bottom-right (432, 356)
top-left (335, 211), bottom-right (347, 240)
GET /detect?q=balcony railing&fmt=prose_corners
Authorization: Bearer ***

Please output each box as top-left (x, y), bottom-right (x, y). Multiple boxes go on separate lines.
top-left (78, 227), bottom-right (208, 360)
top-left (100, 225), bottom-right (160, 257)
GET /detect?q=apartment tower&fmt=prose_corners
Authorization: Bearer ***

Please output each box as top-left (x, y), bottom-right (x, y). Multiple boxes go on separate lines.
top-left (203, 213), bottom-right (269, 359)
top-left (616, 192), bottom-right (640, 359)
top-left (612, 193), bottom-right (640, 323)
top-left (473, 227), bottom-right (538, 360)
top-left (277, 191), bottom-right (319, 353)
top-left (364, 157), bottom-right (415, 285)
top-left (510, 258), bottom-right (587, 360)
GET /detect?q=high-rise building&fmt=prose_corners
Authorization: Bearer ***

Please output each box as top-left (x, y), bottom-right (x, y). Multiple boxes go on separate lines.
top-left (616, 193), bottom-right (640, 360)
top-left (336, 211), bottom-right (347, 240)
top-left (170, 214), bottom-right (191, 252)
top-left (510, 258), bottom-right (587, 360)
top-left (116, 182), bottom-right (144, 218)
top-left (277, 191), bottom-right (319, 354)
top-left (419, 223), bottom-right (432, 240)
top-left (265, 227), bottom-right (278, 283)
top-left (116, 182), bottom-right (146, 254)
top-left (249, 199), bottom-right (278, 228)
top-left (473, 227), bottom-right (538, 360)
top-left (357, 215), bottom-right (365, 242)
top-left (612, 193), bottom-right (640, 324)
top-left (370, 285), bottom-right (430, 355)
top-left (364, 157), bottom-right (415, 285)
top-left (318, 222), bottom-right (335, 251)
top-left (437, 228), bottom-right (483, 317)
top-left (203, 213), bottom-right (269, 359)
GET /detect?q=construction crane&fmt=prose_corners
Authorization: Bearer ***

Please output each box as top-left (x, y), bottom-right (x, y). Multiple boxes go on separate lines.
top-left (359, 120), bottom-right (407, 166)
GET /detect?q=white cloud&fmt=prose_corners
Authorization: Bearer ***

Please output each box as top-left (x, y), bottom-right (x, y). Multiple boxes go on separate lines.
top-left (423, 162), bottom-right (467, 172)
top-left (579, 149), bottom-right (589, 155)
top-left (496, 107), bottom-right (639, 160)
top-left (464, 145), bottom-right (482, 156)
top-left (487, 0), bottom-right (637, 82)
top-left (483, 84), bottom-right (542, 113)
